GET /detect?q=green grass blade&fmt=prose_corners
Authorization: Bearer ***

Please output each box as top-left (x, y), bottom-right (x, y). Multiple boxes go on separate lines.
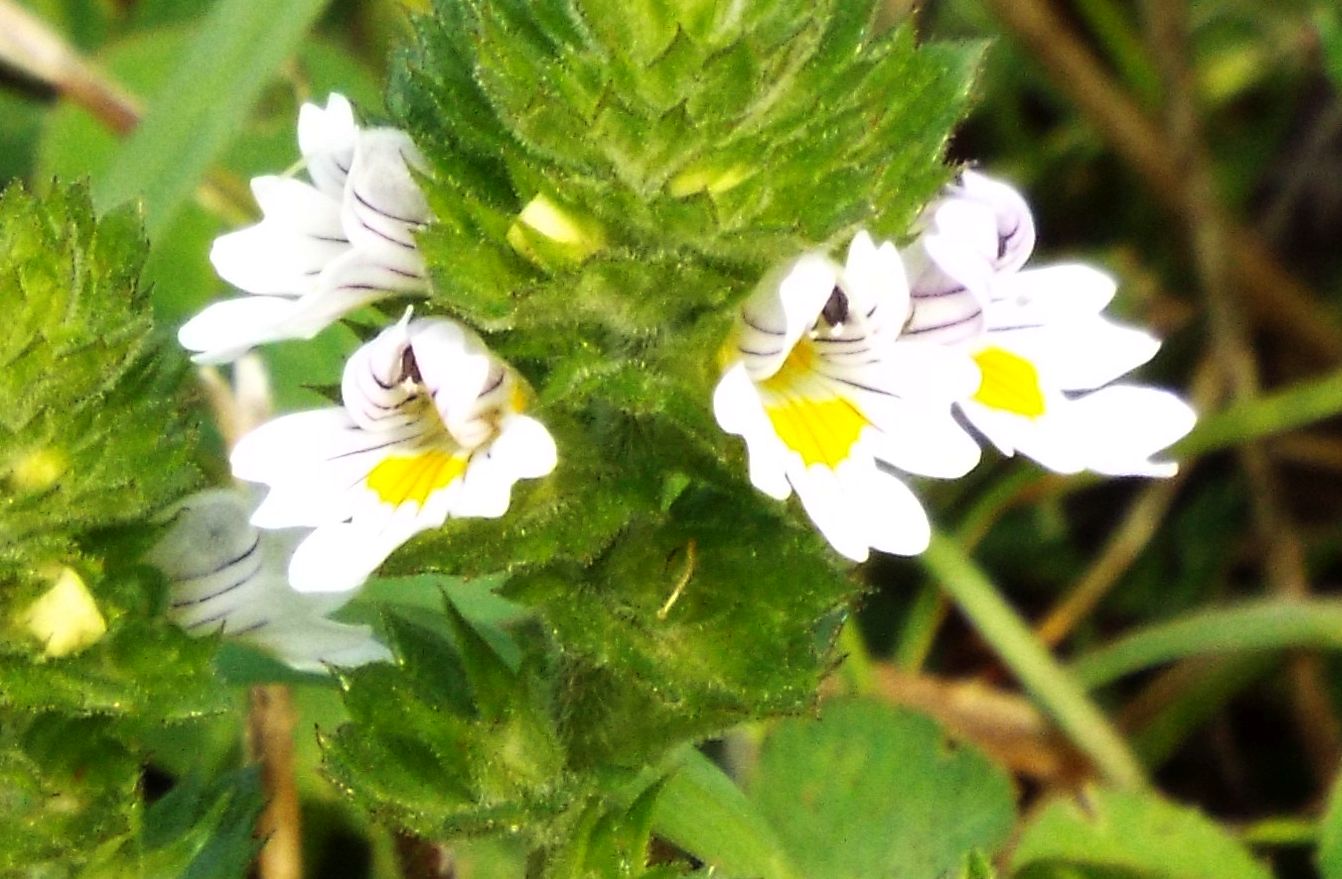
top-left (652, 749), bottom-right (798, 879)
top-left (1072, 600), bottom-right (1342, 689)
top-left (920, 532), bottom-right (1148, 791)
top-left (92, 0), bottom-right (332, 237)
top-left (1177, 369), bottom-right (1342, 459)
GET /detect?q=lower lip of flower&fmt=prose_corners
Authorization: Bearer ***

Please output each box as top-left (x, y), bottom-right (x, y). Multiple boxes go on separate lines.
top-left (365, 449), bottom-right (470, 507)
top-left (972, 345), bottom-right (1047, 417)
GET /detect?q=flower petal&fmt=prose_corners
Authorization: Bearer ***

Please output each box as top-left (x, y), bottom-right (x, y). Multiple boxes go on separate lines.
top-left (843, 230), bottom-right (910, 328)
top-left (447, 416), bottom-right (557, 518)
top-left (713, 364), bottom-right (792, 501)
top-left (298, 93), bottom-right (357, 199)
top-left (848, 464), bottom-right (932, 557)
top-left (286, 504), bottom-right (430, 593)
top-left (954, 169), bottom-right (1037, 273)
top-left (986, 263), bottom-right (1117, 318)
top-left (210, 178), bottom-right (346, 296)
top-left (1056, 384), bottom-right (1196, 477)
top-left (403, 318), bottom-right (513, 449)
top-left (177, 297), bottom-right (308, 365)
top-left (342, 128), bottom-right (431, 253)
top-left (737, 253), bottom-right (839, 381)
top-left (341, 315), bottom-right (419, 432)
top-left (788, 463), bottom-right (871, 562)
top-left (857, 401), bottom-right (981, 478)
top-left (988, 315), bottom-right (1161, 392)
top-left (233, 408), bottom-right (427, 528)
top-left (243, 615), bottom-right (391, 672)
top-left (959, 397), bottom-right (1089, 473)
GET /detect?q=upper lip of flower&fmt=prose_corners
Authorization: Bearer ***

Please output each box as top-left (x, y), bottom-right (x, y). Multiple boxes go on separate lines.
top-left (229, 316), bottom-right (557, 592)
top-left (177, 94), bottom-right (434, 364)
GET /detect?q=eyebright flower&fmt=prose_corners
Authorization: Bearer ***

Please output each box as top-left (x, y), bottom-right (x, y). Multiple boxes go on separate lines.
top-left (144, 489), bottom-right (391, 672)
top-left (713, 231), bottom-right (983, 561)
top-left (231, 314), bottom-right (558, 592)
top-left (178, 94), bottom-right (431, 364)
top-left (908, 170), bottom-right (1196, 476)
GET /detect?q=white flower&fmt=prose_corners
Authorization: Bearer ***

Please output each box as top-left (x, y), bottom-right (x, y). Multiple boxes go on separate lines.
top-left (179, 94), bottom-right (432, 364)
top-left (231, 314), bottom-right (558, 593)
top-left (144, 488), bottom-right (392, 672)
top-left (713, 231), bottom-right (983, 562)
top-left (908, 170), bottom-right (1196, 477)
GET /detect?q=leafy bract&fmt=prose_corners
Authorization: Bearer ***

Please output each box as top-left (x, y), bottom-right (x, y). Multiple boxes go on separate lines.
top-left (322, 596), bottom-right (580, 841)
top-left (0, 181), bottom-right (202, 598)
top-left (0, 181), bottom-right (233, 873)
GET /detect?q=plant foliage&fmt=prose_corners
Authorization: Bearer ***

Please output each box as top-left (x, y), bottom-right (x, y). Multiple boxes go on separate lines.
top-left (326, 0), bottom-right (982, 842)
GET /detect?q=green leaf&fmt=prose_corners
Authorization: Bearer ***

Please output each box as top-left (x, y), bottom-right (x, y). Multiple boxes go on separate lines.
top-left (1012, 787), bottom-right (1273, 879)
top-left (542, 781), bottom-right (691, 878)
top-left (508, 486), bottom-right (860, 770)
top-left (654, 702), bottom-right (1015, 879)
top-left (0, 613), bottom-right (230, 723)
top-left (748, 700), bottom-right (1014, 879)
top-left (92, 0), bottom-right (333, 237)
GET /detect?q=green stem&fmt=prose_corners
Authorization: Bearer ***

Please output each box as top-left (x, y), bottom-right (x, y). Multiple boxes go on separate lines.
top-left (892, 582), bottom-right (945, 671)
top-left (837, 617), bottom-right (876, 694)
top-left (1237, 817), bottom-right (1319, 847)
top-left (893, 468), bottom-right (1043, 671)
top-left (1071, 600), bottom-right (1342, 689)
top-left (1175, 368), bottom-right (1342, 459)
top-left (651, 749), bottom-right (797, 879)
top-left (920, 532), bottom-right (1148, 790)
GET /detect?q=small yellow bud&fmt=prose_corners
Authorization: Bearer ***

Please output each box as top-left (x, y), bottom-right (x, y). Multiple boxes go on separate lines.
top-left (9, 448), bottom-right (67, 492)
top-left (668, 162), bottom-right (752, 198)
top-left (506, 194), bottom-right (605, 264)
top-left (17, 568), bottom-right (107, 658)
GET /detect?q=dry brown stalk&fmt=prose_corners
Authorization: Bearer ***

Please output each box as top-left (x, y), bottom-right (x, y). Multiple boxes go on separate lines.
top-left (1142, 0), bottom-right (1342, 782)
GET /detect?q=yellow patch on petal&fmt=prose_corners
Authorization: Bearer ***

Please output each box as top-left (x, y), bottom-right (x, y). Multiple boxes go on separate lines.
top-left (366, 450), bottom-right (469, 508)
top-left (761, 342), bottom-right (867, 468)
top-left (972, 346), bottom-right (1047, 417)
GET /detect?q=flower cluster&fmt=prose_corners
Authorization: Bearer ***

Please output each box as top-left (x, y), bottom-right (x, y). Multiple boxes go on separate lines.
top-left (175, 93), bottom-right (1195, 661)
top-left (172, 95), bottom-right (557, 668)
top-left (715, 171), bottom-right (1196, 560)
